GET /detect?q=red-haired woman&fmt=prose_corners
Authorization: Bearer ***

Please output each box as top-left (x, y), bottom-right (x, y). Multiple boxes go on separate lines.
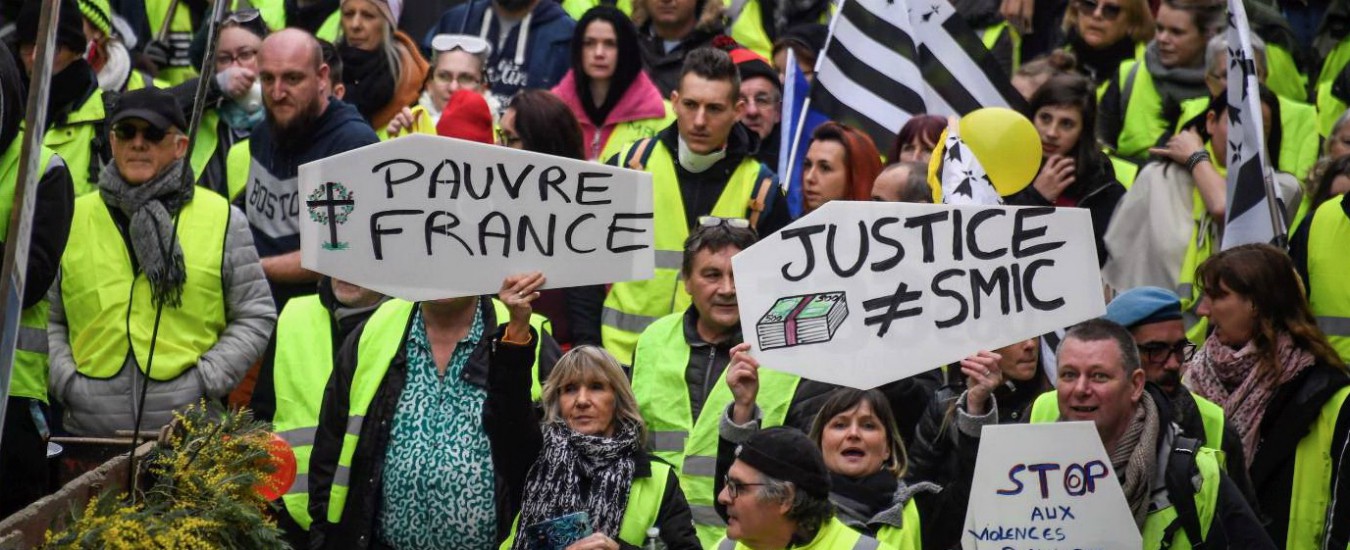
top-left (801, 122), bottom-right (882, 214)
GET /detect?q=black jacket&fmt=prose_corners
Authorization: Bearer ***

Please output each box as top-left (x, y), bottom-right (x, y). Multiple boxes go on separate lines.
top-left (307, 298), bottom-right (563, 549)
top-left (1004, 154), bottom-right (1126, 267)
top-left (1246, 363), bottom-right (1350, 548)
top-left (484, 329), bottom-right (700, 550)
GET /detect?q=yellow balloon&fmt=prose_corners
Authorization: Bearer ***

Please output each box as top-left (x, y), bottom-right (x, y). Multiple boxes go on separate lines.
top-left (925, 108), bottom-right (1042, 203)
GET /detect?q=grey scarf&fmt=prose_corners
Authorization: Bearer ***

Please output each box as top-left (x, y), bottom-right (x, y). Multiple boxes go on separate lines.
top-left (1110, 391), bottom-right (1161, 529)
top-left (1143, 42), bottom-right (1208, 108)
top-left (513, 420), bottom-right (640, 548)
top-left (98, 160), bottom-right (193, 307)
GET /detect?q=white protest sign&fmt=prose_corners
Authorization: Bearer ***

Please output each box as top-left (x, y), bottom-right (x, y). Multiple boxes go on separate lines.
top-left (962, 422), bottom-right (1142, 550)
top-left (298, 134), bottom-right (654, 301)
top-left (731, 201), bottom-right (1104, 389)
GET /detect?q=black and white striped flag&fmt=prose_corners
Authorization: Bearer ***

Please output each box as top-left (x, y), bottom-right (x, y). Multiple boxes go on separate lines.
top-left (1221, 0), bottom-right (1286, 249)
top-left (809, 0), bottom-right (1027, 150)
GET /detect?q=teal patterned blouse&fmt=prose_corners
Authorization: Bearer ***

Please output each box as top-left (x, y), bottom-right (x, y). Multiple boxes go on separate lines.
top-left (377, 305), bottom-right (496, 549)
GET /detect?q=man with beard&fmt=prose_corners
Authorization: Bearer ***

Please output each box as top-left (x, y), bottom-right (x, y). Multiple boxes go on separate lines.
top-left (247, 28), bottom-right (378, 310)
top-left (0, 39), bottom-right (75, 517)
top-left (1030, 286), bottom-right (1258, 505)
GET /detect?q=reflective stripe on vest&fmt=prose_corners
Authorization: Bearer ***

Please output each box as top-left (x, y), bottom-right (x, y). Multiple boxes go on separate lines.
top-left (499, 460), bottom-right (671, 548)
top-left (225, 139), bottom-right (250, 202)
top-left (874, 498), bottom-right (923, 550)
top-left (0, 140), bottom-right (57, 401)
top-left (632, 312), bottom-right (800, 547)
top-left (1140, 447), bottom-right (1222, 549)
top-left (1308, 195), bottom-right (1350, 363)
top-left (41, 88), bottom-right (105, 195)
top-left (1285, 386), bottom-right (1350, 549)
top-left (1318, 38), bottom-right (1350, 136)
top-left (327, 298), bottom-right (551, 522)
top-left (273, 295), bottom-right (335, 530)
top-left (61, 191), bottom-right (230, 381)
top-left (716, 517), bottom-right (886, 549)
top-left (601, 140), bottom-right (762, 363)
top-left (145, 0), bottom-right (199, 86)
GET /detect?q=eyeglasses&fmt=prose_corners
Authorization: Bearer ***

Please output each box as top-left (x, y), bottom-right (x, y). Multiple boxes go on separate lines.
top-left (1137, 340), bottom-right (1196, 364)
top-left (215, 48), bottom-right (258, 67)
top-left (496, 128), bottom-right (522, 147)
top-left (1074, 0), bottom-right (1122, 20)
top-left (434, 71), bottom-right (482, 87)
top-left (431, 34), bottom-right (492, 56)
top-left (724, 475), bottom-right (767, 499)
top-left (698, 216), bottom-right (750, 229)
top-left (112, 122), bottom-right (170, 143)
top-left (740, 93), bottom-right (781, 110)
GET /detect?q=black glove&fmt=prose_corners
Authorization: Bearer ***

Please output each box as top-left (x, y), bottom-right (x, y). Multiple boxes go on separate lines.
top-left (142, 39), bottom-right (171, 70)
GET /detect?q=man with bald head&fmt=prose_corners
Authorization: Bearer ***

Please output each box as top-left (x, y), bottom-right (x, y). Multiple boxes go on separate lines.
top-left (246, 29), bottom-right (378, 310)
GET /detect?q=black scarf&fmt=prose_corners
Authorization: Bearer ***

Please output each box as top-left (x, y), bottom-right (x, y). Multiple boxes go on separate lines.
top-left (830, 470), bottom-right (898, 524)
top-left (339, 44), bottom-right (396, 124)
top-left (46, 59), bottom-right (98, 129)
top-left (1068, 30), bottom-right (1138, 84)
top-left (572, 7), bottom-right (644, 127)
top-left (285, 0), bottom-right (341, 33)
top-left (513, 420), bottom-right (640, 548)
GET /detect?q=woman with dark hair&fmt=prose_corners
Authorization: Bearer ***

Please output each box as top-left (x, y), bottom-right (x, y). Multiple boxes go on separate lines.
top-left (1007, 72), bottom-right (1124, 267)
top-left (553, 7), bottom-right (672, 162)
top-left (336, 0), bottom-right (428, 138)
top-left (715, 347), bottom-right (969, 549)
top-left (489, 341), bottom-right (701, 549)
top-left (498, 89), bottom-right (603, 349)
top-left (889, 115), bottom-right (945, 165)
top-left (801, 122), bottom-right (882, 213)
top-left (1184, 244), bottom-right (1350, 549)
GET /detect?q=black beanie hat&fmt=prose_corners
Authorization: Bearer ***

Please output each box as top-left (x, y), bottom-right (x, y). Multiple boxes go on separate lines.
top-left (735, 427), bottom-right (830, 500)
top-left (17, 0), bottom-right (88, 54)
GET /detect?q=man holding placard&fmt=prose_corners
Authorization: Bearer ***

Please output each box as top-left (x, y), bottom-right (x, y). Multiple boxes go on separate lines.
top-left (962, 319), bottom-right (1270, 549)
top-left (602, 47), bottom-right (791, 364)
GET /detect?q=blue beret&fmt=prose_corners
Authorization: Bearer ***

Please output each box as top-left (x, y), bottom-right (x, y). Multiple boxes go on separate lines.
top-left (1104, 286), bottom-right (1183, 328)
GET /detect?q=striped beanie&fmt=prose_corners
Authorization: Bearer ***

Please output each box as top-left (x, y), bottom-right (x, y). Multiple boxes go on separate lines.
top-left (78, 0), bottom-right (114, 38)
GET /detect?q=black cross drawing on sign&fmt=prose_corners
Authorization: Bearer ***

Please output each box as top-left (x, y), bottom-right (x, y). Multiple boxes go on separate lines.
top-left (862, 281), bottom-right (923, 337)
top-left (308, 182), bottom-right (354, 248)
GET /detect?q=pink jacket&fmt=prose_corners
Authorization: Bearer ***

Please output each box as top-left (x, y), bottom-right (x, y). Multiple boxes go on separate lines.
top-left (552, 70), bottom-right (670, 160)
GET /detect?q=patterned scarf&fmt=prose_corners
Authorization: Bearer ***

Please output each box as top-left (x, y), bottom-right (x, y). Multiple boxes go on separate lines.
top-left (513, 420), bottom-right (639, 548)
top-left (98, 159), bottom-right (193, 307)
top-left (1110, 391), bottom-right (1160, 530)
top-left (1186, 332), bottom-right (1315, 466)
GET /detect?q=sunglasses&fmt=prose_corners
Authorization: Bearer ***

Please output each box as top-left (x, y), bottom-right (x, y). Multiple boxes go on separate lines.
top-left (1075, 0), bottom-right (1123, 20)
top-left (112, 122), bottom-right (170, 143)
top-left (431, 34), bottom-right (492, 56)
top-left (698, 216), bottom-right (751, 229)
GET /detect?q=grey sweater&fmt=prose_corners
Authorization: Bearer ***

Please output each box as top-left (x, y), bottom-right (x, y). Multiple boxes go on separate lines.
top-left (47, 202), bottom-right (275, 436)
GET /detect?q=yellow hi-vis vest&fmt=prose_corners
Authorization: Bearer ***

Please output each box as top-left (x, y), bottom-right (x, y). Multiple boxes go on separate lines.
top-left (1111, 58), bottom-right (1207, 162)
top-left (61, 190), bottom-right (230, 381)
top-left (1029, 390), bottom-right (1226, 459)
top-left (601, 138), bottom-right (766, 363)
top-left (1029, 393), bottom-right (1224, 550)
top-left (717, 516), bottom-right (896, 549)
top-left (1308, 195), bottom-right (1350, 363)
top-left (1283, 386), bottom-right (1350, 549)
top-left (499, 461), bottom-right (672, 548)
top-left (145, 0), bottom-right (199, 86)
top-left (1177, 158), bottom-right (1216, 346)
top-left (1264, 44), bottom-right (1307, 104)
top-left (632, 311), bottom-right (801, 548)
top-left (561, 0), bottom-right (634, 21)
top-left (252, 0), bottom-right (341, 40)
top-left (273, 295), bottom-right (335, 531)
top-left (1317, 37), bottom-right (1350, 136)
top-left (593, 103), bottom-right (676, 163)
top-left (325, 298), bottom-right (551, 523)
top-left (980, 21), bottom-right (1022, 74)
top-left (40, 88), bottom-right (106, 196)
top-left (874, 499), bottom-right (923, 550)
top-left (225, 139), bottom-right (251, 202)
top-left (0, 140), bottom-right (58, 402)
top-left (189, 110), bottom-right (221, 187)
top-left (1174, 95), bottom-right (1320, 182)
top-left (725, 0), bottom-right (832, 61)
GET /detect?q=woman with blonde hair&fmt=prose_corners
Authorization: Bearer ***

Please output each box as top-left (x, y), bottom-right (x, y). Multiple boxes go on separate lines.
top-left (489, 337), bottom-right (701, 549)
top-left (1060, 0), bottom-right (1153, 82)
top-left (336, 0), bottom-right (428, 137)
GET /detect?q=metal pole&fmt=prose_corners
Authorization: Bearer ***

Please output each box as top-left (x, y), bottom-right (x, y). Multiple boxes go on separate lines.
top-left (0, 0), bottom-right (61, 460)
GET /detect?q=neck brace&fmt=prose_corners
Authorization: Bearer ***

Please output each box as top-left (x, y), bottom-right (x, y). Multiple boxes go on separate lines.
top-left (678, 135), bottom-right (727, 173)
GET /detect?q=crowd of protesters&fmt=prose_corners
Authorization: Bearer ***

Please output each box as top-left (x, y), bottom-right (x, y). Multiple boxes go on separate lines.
top-left (0, 0), bottom-right (1347, 548)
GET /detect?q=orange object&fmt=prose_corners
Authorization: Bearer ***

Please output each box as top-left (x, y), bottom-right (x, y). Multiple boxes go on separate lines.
top-left (256, 433), bottom-right (297, 501)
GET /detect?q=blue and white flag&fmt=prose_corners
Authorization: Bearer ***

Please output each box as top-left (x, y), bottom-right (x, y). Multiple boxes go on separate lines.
top-left (936, 119), bottom-right (1002, 205)
top-left (1221, 0), bottom-right (1286, 248)
top-left (780, 49), bottom-right (830, 218)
